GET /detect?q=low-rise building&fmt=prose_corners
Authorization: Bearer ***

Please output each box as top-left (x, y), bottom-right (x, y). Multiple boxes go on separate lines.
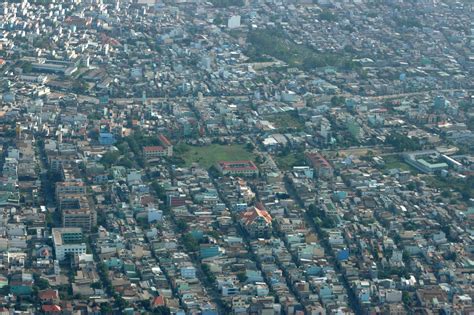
top-left (52, 228), bottom-right (87, 261)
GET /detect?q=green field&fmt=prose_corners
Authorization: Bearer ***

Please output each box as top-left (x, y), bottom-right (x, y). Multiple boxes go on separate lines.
top-left (383, 155), bottom-right (418, 173)
top-left (265, 112), bottom-right (305, 130)
top-left (274, 151), bottom-right (306, 170)
top-left (176, 144), bottom-right (256, 168)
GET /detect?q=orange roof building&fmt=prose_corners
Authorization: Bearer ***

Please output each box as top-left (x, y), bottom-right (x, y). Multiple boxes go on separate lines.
top-left (239, 204), bottom-right (272, 238)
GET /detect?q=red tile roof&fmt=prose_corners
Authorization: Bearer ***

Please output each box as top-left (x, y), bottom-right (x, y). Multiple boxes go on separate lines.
top-left (152, 295), bottom-right (166, 307)
top-left (143, 146), bottom-right (165, 152)
top-left (305, 152), bottom-right (331, 169)
top-left (159, 134), bottom-right (172, 147)
top-left (240, 206), bottom-right (272, 225)
top-left (42, 305), bottom-right (61, 312)
top-left (38, 289), bottom-right (59, 301)
top-left (218, 160), bottom-right (258, 171)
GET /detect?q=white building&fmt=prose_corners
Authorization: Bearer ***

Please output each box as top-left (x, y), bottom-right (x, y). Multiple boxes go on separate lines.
top-left (228, 15), bottom-right (241, 29)
top-left (52, 228), bottom-right (87, 261)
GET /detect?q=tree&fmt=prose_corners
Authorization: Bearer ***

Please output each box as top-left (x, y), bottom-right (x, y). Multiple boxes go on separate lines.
top-left (386, 133), bottom-right (421, 152)
top-left (201, 263), bottom-right (216, 284)
top-left (182, 233), bottom-right (199, 252)
top-left (72, 80), bottom-right (88, 94)
top-left (91, 282), bottom-right (102, 289)
top-left (21, 62), bottom-right (33, 73)
top-left (237, 272), bottom-right (247, 283)
top-left (331, 96), bottom-right (346, 106)
top-left (36, 278), bottom-right (50, 290)
top-left (100, 151), bottom-right (121, 166)
top-left (176, 219), bottom-right (188, 233)
top-left (402, 291), bottom-right (411, 306)
top-left (245, 142), bottom-right (255, 152)
top-left (100, 303), bottom-right (113, 314)
top-left (319, 10), bottom-right (337, 22)
top-left (210, 0), bottom-right (244, 8)
top-left (117, 157), bottom-right (133, 168)
top-left (153, 306), bottom-right (171, 315)
top-left (114, 294), bottom-right (129, 309)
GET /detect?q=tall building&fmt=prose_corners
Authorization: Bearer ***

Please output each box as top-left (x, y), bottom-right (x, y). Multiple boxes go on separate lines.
top-left (56, 182), bottom-right (96, 232)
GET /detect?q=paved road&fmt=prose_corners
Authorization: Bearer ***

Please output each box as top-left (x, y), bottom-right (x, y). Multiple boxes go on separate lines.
top-left (68, 88), bottom-right (472, 105)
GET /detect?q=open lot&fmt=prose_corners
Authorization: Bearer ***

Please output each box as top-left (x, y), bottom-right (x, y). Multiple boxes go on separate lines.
top-left (176, 144), bottom-right (256, 168)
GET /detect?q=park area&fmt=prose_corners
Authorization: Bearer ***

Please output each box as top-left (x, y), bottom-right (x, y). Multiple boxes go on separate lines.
top-left (175, 143), bottom-right (256, 169)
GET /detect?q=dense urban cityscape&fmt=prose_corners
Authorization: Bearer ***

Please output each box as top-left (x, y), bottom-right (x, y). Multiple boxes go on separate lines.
top-left (0, 0), bottom-right (473, 314)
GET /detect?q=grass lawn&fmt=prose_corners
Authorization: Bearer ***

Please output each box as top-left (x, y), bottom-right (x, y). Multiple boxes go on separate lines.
top-left (383, 155), bottom-right (418, 174)
top-left (176, 144), bottom-right (256, 168)
top-left (273, 151), bottom-right (306, 170)
top-left (265, 112), bottom-right (304, 130)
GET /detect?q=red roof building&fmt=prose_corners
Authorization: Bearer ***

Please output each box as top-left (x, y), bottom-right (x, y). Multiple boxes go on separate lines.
top-left (42, 305), bottom-right (62, 313)
top-left (216, 160), bottom-right (258, 177)
top-left (152, 296), bottom-right (166, 308)
top-left (239, 204), bottom-right (272, 238)
top-left (38, 289), bottom-right (60, 303)
top-left (305, 152), bottom-right (333, 179)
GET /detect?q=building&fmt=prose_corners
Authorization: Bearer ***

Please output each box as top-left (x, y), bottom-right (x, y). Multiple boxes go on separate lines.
top-left (9, 272), bottom-right (34, 296)
top-left (305, 152), bottom-right (333, 179)
top-left (52, 228), bottom-right (87, 261)
top-left (158, 134), bottom-right (173, 156)
top-left (403, 151), bottom-right (448, 174)
top-left (57, 192), bottom-right (96, 232)
top-left (239, 204), bottom-right (272, 238)
top-left (99, 132), bottom-right (116, 145)
top-left (228, 15), bottom-right (241, 29)
top-left (55, 181), bottom-right (87, 200)
top-left (62, 207), bottom-right (96, 232)
top-left (216, 160), bottom-right (258, 177)
top-left (143, 134), bottom-right (173, 159)
top-left (143, 146), bottom-right (168, 159)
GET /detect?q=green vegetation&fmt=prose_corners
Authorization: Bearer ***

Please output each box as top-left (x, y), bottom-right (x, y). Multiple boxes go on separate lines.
top-left (175, 144), bottom-right (256, 168)
top-left (423, 175), bottom-right (473, 201)
top-left (394, 16), bottom-right (422, 28)
top-left (467, 116), bottom-right (474, 132)
top-left (182, 233), bottom-right (199, 252)
top-left (72, 80), bottom-right (88, 94)
top-left (331, 96), bottom-right (346, 107)
top-left (176, 219), bottom-right (189, 233)
top-left (210, 0), bottom-right (244, 7)
top-left (100, 151), bottom-right (121, 166)
top-left (237, 272), bottom-right (248, 283)
top-left (201, 263), bottom-right (217, 284)
top-left (111, 129), bottom-right (163, 168)
top-left (246, 28), bottom-right (359, 71)
top-left (382, 155), bottom-right (418, 173)
top-left (21, 62), bottom-right (33, 73)
top-left (265, 111), bottom-right (305, 130)
top-left (274, 150), bottom-right (306, 170)
top-left (153, 306), bottom-right (171, 315)
top-left (386, 133), bottom-right (422, 152)
top-left (308, 204), bottom-right (336, 229)
top-left (319, 10), bottom-right (337, 22)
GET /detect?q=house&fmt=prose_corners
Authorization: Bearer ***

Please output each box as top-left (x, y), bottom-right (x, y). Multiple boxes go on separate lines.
top-left (9, 272), bottom-right (33, 295)
top-left (38, 289), bottom-right (60, 304)
top-left (239, 204), bottom-right (272, 238)
top-left (42, 305), bottom-right (62, 314)
top-left (152, 295), bottom-right (167, 309)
